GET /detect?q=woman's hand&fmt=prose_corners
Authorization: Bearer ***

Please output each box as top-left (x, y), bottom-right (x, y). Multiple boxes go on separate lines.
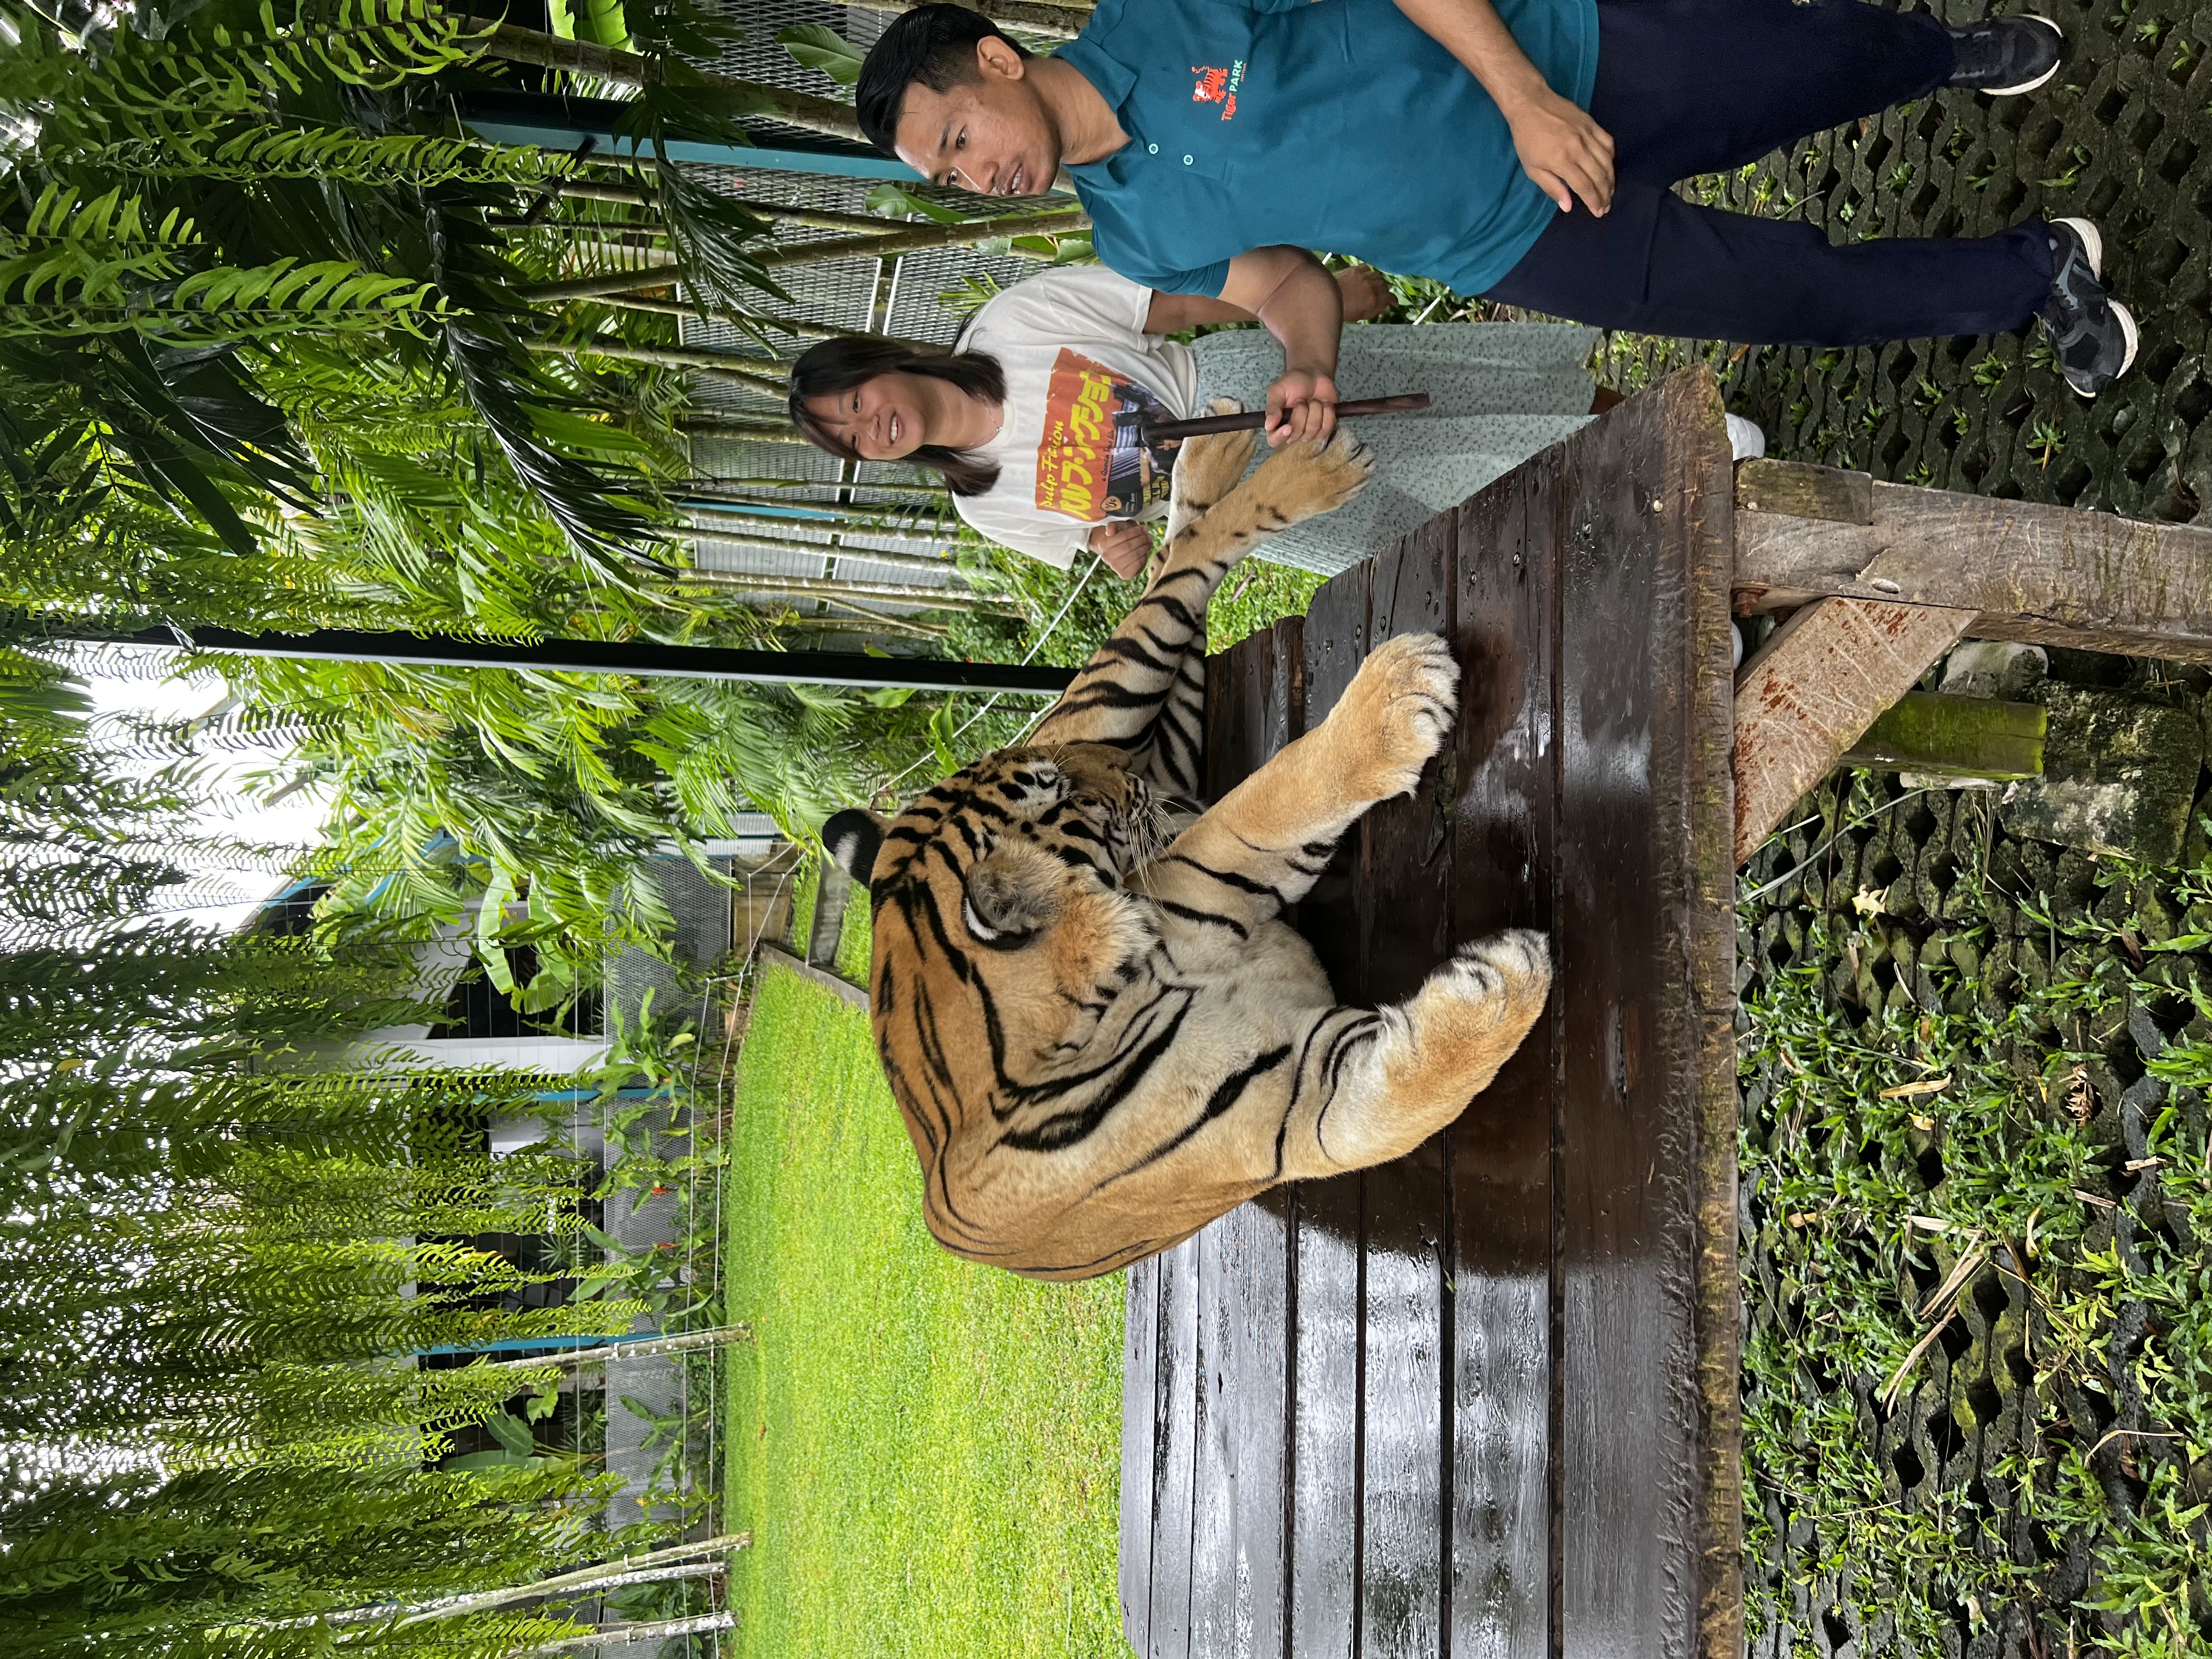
top-left (1088, 520), bottom-right (1154, 579)
top-left (1263, 368), bottom-right (1340, 447)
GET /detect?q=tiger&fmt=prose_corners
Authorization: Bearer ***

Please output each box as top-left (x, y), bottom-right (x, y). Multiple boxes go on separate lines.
top-left (821, 411), bottom-right (1552, 1281)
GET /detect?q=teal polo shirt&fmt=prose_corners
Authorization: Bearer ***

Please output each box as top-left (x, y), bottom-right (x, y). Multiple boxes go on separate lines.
top-left (1057, 0), bottom-right (1598, 300)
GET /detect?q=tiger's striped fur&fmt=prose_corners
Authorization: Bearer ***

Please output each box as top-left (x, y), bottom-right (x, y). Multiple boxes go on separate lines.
top-left (823, 416), bottom-right (1551, 1280)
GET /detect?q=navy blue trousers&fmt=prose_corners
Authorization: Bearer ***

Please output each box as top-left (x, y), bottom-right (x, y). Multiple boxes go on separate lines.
top-left (1486, 0), bottom-right (2054, 345)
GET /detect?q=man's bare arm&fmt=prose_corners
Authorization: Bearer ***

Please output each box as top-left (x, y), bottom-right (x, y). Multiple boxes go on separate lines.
top-left (1214, 247), bottom-right (1343, 446)
top-left (1144, 267), bottom-right (1391, 334)
top-left (1393, 0), bottom-right (1613, 215)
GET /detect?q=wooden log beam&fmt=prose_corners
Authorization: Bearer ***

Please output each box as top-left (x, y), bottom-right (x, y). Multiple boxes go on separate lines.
top-left (1733, 460), bottom-right (2212, 664)
top-left (1731, 595), bottom-right (1975, 864)
top-left (676, 416), bottom-right (814, 447)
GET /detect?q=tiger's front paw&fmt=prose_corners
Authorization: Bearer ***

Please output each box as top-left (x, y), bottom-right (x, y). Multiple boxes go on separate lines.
top-left (1169, 400), bottom-right (1262, 521)
top-left (1333, 632), bottom-right (1458, 802)
top-left (1248, 426), bottom-right (1374, 527)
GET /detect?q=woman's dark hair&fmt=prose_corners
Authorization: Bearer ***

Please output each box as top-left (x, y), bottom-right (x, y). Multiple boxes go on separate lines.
top-left (787, 336), bottom-right (1008, 497)
top-left (855, 5), bottom-right (1027, 156)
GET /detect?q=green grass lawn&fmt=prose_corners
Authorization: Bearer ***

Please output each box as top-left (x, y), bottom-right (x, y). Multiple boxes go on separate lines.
top-left (721, 967), bottom-right (1126, 1659)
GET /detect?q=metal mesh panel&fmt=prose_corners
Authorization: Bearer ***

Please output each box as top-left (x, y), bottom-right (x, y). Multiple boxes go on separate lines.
top-left (1737, 761), bottom-right (2212, 1656)
top-left (1604, 0), bottom-right (2212, 523)
top-left (599, 857), bottom-right (735, 1531)
top-left (883, 243), bottom-right (1057, 345)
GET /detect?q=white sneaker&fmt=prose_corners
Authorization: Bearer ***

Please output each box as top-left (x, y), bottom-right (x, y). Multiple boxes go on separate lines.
top-left (1726, 414), bottom-right (1767, 461)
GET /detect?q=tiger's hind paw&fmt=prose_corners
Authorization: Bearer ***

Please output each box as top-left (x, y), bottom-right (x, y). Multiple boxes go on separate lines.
top-left (1443, 929), bottom-right (1552, 1023)
top-left (1248, 426), bottom-right (1374, 529)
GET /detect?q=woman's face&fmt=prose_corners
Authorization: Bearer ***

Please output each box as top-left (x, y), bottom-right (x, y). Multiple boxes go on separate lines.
top-left (804, 371), bottom-right (946, 462)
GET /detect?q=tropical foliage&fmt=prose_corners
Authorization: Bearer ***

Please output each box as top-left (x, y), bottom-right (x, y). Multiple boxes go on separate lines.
top-left (0, 634), bottom-right (675, 1657)
top-left (0, 0), bottom-right (1015, 1002)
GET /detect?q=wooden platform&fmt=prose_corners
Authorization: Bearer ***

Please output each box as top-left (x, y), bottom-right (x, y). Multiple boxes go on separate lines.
top-left (1119, 372), bottom-right (1743, 1659)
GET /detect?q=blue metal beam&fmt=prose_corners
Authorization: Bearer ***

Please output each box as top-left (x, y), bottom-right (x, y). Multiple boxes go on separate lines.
top-left (464, 119), bottom-right (913, 182)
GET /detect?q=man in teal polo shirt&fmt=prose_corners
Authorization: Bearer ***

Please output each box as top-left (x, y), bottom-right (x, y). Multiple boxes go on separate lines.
top-left (853, 0), bottom-right (2135, 436)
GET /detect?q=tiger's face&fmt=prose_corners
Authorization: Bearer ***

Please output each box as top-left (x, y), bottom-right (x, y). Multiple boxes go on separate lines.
top-left (824, 743), bottom-right (1172, 1082)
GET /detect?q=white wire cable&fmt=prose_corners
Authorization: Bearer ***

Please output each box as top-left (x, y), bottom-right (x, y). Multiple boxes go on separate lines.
top-left (876, 552), bottom-right (1108, 799)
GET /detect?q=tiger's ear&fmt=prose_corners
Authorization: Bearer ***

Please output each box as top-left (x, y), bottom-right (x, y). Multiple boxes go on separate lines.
top-left (821, 808), bottom-right (887, 888)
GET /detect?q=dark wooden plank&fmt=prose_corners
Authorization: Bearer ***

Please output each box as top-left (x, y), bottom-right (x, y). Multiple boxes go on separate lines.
top-left (1356, 515), bottom-right (1456, 1659)
top-left (1266, 619), bottom-right (1304, 768)
top-left (1446, 455), bottom-right (1560, 1659)
top-left (1204, 648), bottom-right (1238, 807)
top-left (1733, 483), bottom-right (2212, 664)
top-left (1290, 562), bottom-right (1370, 1659)
top-left (1121, 1254), bottom-right (1162, 1658)
top-left (1554, 371), bottom-right (1739, 1659)
top-left (1188, 628), bottom-right (1295, 1659)
top-left (1149, 1234), bottom-right (1203, 1659)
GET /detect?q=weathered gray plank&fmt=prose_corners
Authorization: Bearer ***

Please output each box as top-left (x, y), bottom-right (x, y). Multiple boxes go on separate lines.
top-left (1150, 1235), bottom-right (1203, 1659)
top-left (1733, 597), bottom-right (1974, 864)
top-left (1289, 561), bottom-right (1370, 1659)
top-left (1121, 1254), bottom-right (1161, 1657)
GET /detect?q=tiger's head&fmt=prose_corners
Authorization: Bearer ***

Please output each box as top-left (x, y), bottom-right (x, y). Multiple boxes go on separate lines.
top-left (826, 742), bottom-right (1169, 1072)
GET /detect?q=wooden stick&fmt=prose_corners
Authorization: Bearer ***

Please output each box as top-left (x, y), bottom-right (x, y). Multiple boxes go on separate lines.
top-left (1139, 393), bottom-right (1430, 443)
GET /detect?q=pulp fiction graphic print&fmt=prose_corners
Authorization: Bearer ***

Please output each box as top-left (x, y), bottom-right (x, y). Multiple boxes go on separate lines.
top-left (1032, 348), bottom-right (1180, 523)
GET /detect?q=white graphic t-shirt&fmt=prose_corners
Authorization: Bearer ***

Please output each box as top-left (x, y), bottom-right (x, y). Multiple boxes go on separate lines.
top-left (951, 266), bottom-right (1200, 568)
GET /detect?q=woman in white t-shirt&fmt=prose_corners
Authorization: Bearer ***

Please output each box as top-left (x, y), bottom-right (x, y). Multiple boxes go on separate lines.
top-left (787, 264), bottom-right (1617, 578)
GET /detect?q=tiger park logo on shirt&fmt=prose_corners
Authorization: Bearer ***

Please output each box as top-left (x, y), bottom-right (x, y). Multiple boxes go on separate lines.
top-left (1034, 349), bottom-right (1177, 523)
top-left (1191, 60), bottom-right (1244, 121)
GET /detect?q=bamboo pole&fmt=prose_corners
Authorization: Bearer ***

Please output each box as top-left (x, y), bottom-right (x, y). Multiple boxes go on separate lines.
top-left (518, 1611), bottom-right (737, 1653)
top-left (687, 568), bottom-right (1020, 612)
top-left (526, 335), bottom-right (789, 396)
top-left (680, 501), bottom-right (957, 547)
top-left (521, 206), bottom-right (1086, 300)
top-left (386, 1534), bottom-right (753, 1628)
top-left (506, 194), bottom-right (904, 235)
top-left (577, 290), bottom-right (949, 355)
top-left (517, 262), bottom-right (684, 304)
top-left (743, 200), bottom-right (943, 235)
top-left (804, 599), bottom-right (949, 640)
top-left (675, 479), bottom-right (952, 507)
top-left (471, 1325), bottom-right (755, 1373)
top-left (754, 208), bottom-right (1089, 269)
top-left (474, 23), bottom-right (864, 145)
top-left (678, 416), bottom-right (815, 447)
